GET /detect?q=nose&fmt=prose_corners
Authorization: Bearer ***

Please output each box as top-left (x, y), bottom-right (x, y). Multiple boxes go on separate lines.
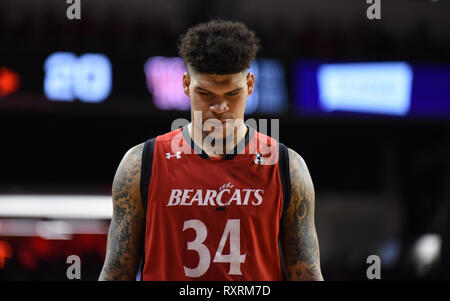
top-left (209, 102), bottom-right (229, 114)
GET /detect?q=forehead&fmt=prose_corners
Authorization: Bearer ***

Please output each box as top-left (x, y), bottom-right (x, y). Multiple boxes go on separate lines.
top-left (192, 72), bottom-right (246, 89)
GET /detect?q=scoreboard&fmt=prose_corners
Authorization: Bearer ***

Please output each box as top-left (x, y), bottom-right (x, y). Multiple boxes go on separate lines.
top-left (294, 61), bottom-right (450, 119)
top-left (0, 51), bottom-right (289, 116)
top-left (1, 50), bottom-right (450, 120)
top-left (44, 52), bottom-right (113, 103)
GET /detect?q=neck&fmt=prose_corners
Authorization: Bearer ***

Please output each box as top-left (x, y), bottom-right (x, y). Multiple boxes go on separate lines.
top-left (187, 121), bottom-right (248, 158)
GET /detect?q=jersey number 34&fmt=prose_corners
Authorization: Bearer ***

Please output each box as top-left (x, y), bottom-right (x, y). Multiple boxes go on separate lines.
top-left (183, 219), bottom-right (246, 278)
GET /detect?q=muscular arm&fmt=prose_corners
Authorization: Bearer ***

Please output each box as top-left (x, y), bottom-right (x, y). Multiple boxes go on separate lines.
top-left (280, 148), bottom-right (323, 281)
top-left (99, 143), bottom-right (146, 280)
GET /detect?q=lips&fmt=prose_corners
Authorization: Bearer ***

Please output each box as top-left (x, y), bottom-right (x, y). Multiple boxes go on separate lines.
top-left (204, 118), bottom-right (232, 124)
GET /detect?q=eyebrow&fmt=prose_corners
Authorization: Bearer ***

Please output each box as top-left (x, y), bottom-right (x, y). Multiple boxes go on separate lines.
top-left (195, 86), bottom-right (243, 94)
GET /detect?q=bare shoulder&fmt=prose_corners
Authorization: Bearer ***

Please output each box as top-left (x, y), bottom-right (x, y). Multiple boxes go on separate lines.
top-left (286, 148), bottom-right (314, 202)
top-left (120, 143), bottom-right (145, 170)
top-left (112, 143), bottom-right (145, 211)
top-left (280, 147), bottom-right (323, 280)
top-left (112, 143), bottom-right (145, 199)
top-left (287, 147), bottom-right (308, 176)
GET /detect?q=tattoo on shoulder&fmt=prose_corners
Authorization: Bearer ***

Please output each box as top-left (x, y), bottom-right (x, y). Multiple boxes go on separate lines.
top-left (99, 143), bottom-right (145, 281)
top-left (281, 148), bottom-right (323, 281)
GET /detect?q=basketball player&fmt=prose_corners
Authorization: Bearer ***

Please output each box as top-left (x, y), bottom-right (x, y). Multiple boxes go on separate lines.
top-left (99, 20), bottom-right (323, 281)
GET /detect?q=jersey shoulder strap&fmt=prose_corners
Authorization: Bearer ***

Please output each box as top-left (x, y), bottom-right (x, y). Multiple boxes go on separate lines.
top-left (140, 138), bottom-right (156, 211)
top-left (278, 142), bottom-right (291, 220)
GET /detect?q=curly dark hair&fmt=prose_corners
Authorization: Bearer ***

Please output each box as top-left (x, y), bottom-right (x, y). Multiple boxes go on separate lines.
top-left (178, 19), bottom-right (260, 75)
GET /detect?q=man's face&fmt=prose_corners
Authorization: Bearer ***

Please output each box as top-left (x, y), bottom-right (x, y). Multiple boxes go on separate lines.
top-left (183, 69), bottom-right (255, 140)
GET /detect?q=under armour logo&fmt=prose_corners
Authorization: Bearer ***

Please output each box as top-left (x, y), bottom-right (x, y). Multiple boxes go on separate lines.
top-left (165, 152), bottom-right (181, 159)
top-left (254, 153), bottom-right (265, 165)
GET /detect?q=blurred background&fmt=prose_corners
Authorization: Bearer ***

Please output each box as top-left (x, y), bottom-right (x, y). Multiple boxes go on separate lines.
top-left (0, 0), bottom-right (449, 280)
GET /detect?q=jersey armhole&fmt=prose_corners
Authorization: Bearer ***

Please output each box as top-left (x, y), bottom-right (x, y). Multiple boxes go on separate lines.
top-left (140, 138), bottom-right (156, 211)
top-left (278, 142), bottom-right (291, 280)
top-left (278, 142), bottom-right (291, 221)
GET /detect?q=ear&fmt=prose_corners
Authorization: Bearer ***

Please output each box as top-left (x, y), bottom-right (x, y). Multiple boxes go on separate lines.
top-left (183, 72), bottom-right (191, 97)
top-left (246, 72), bottom-right (255, 97)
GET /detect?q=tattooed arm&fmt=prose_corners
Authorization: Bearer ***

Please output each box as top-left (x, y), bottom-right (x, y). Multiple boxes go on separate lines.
top-left (99, 144), bottom-right (146, 281)
top-left (280, 148), bottom-right (323, 281)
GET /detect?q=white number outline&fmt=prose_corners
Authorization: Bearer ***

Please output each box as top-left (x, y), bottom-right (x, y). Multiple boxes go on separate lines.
top-left (182, 219), bottom-right (246, 277)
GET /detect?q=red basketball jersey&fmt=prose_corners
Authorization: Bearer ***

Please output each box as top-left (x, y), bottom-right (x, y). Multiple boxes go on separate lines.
top-left (140, 125), bottom-right (288, 281)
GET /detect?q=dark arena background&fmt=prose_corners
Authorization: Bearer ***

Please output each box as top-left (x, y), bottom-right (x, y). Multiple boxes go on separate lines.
top-left (0, 0), bottom-right (449, 281)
